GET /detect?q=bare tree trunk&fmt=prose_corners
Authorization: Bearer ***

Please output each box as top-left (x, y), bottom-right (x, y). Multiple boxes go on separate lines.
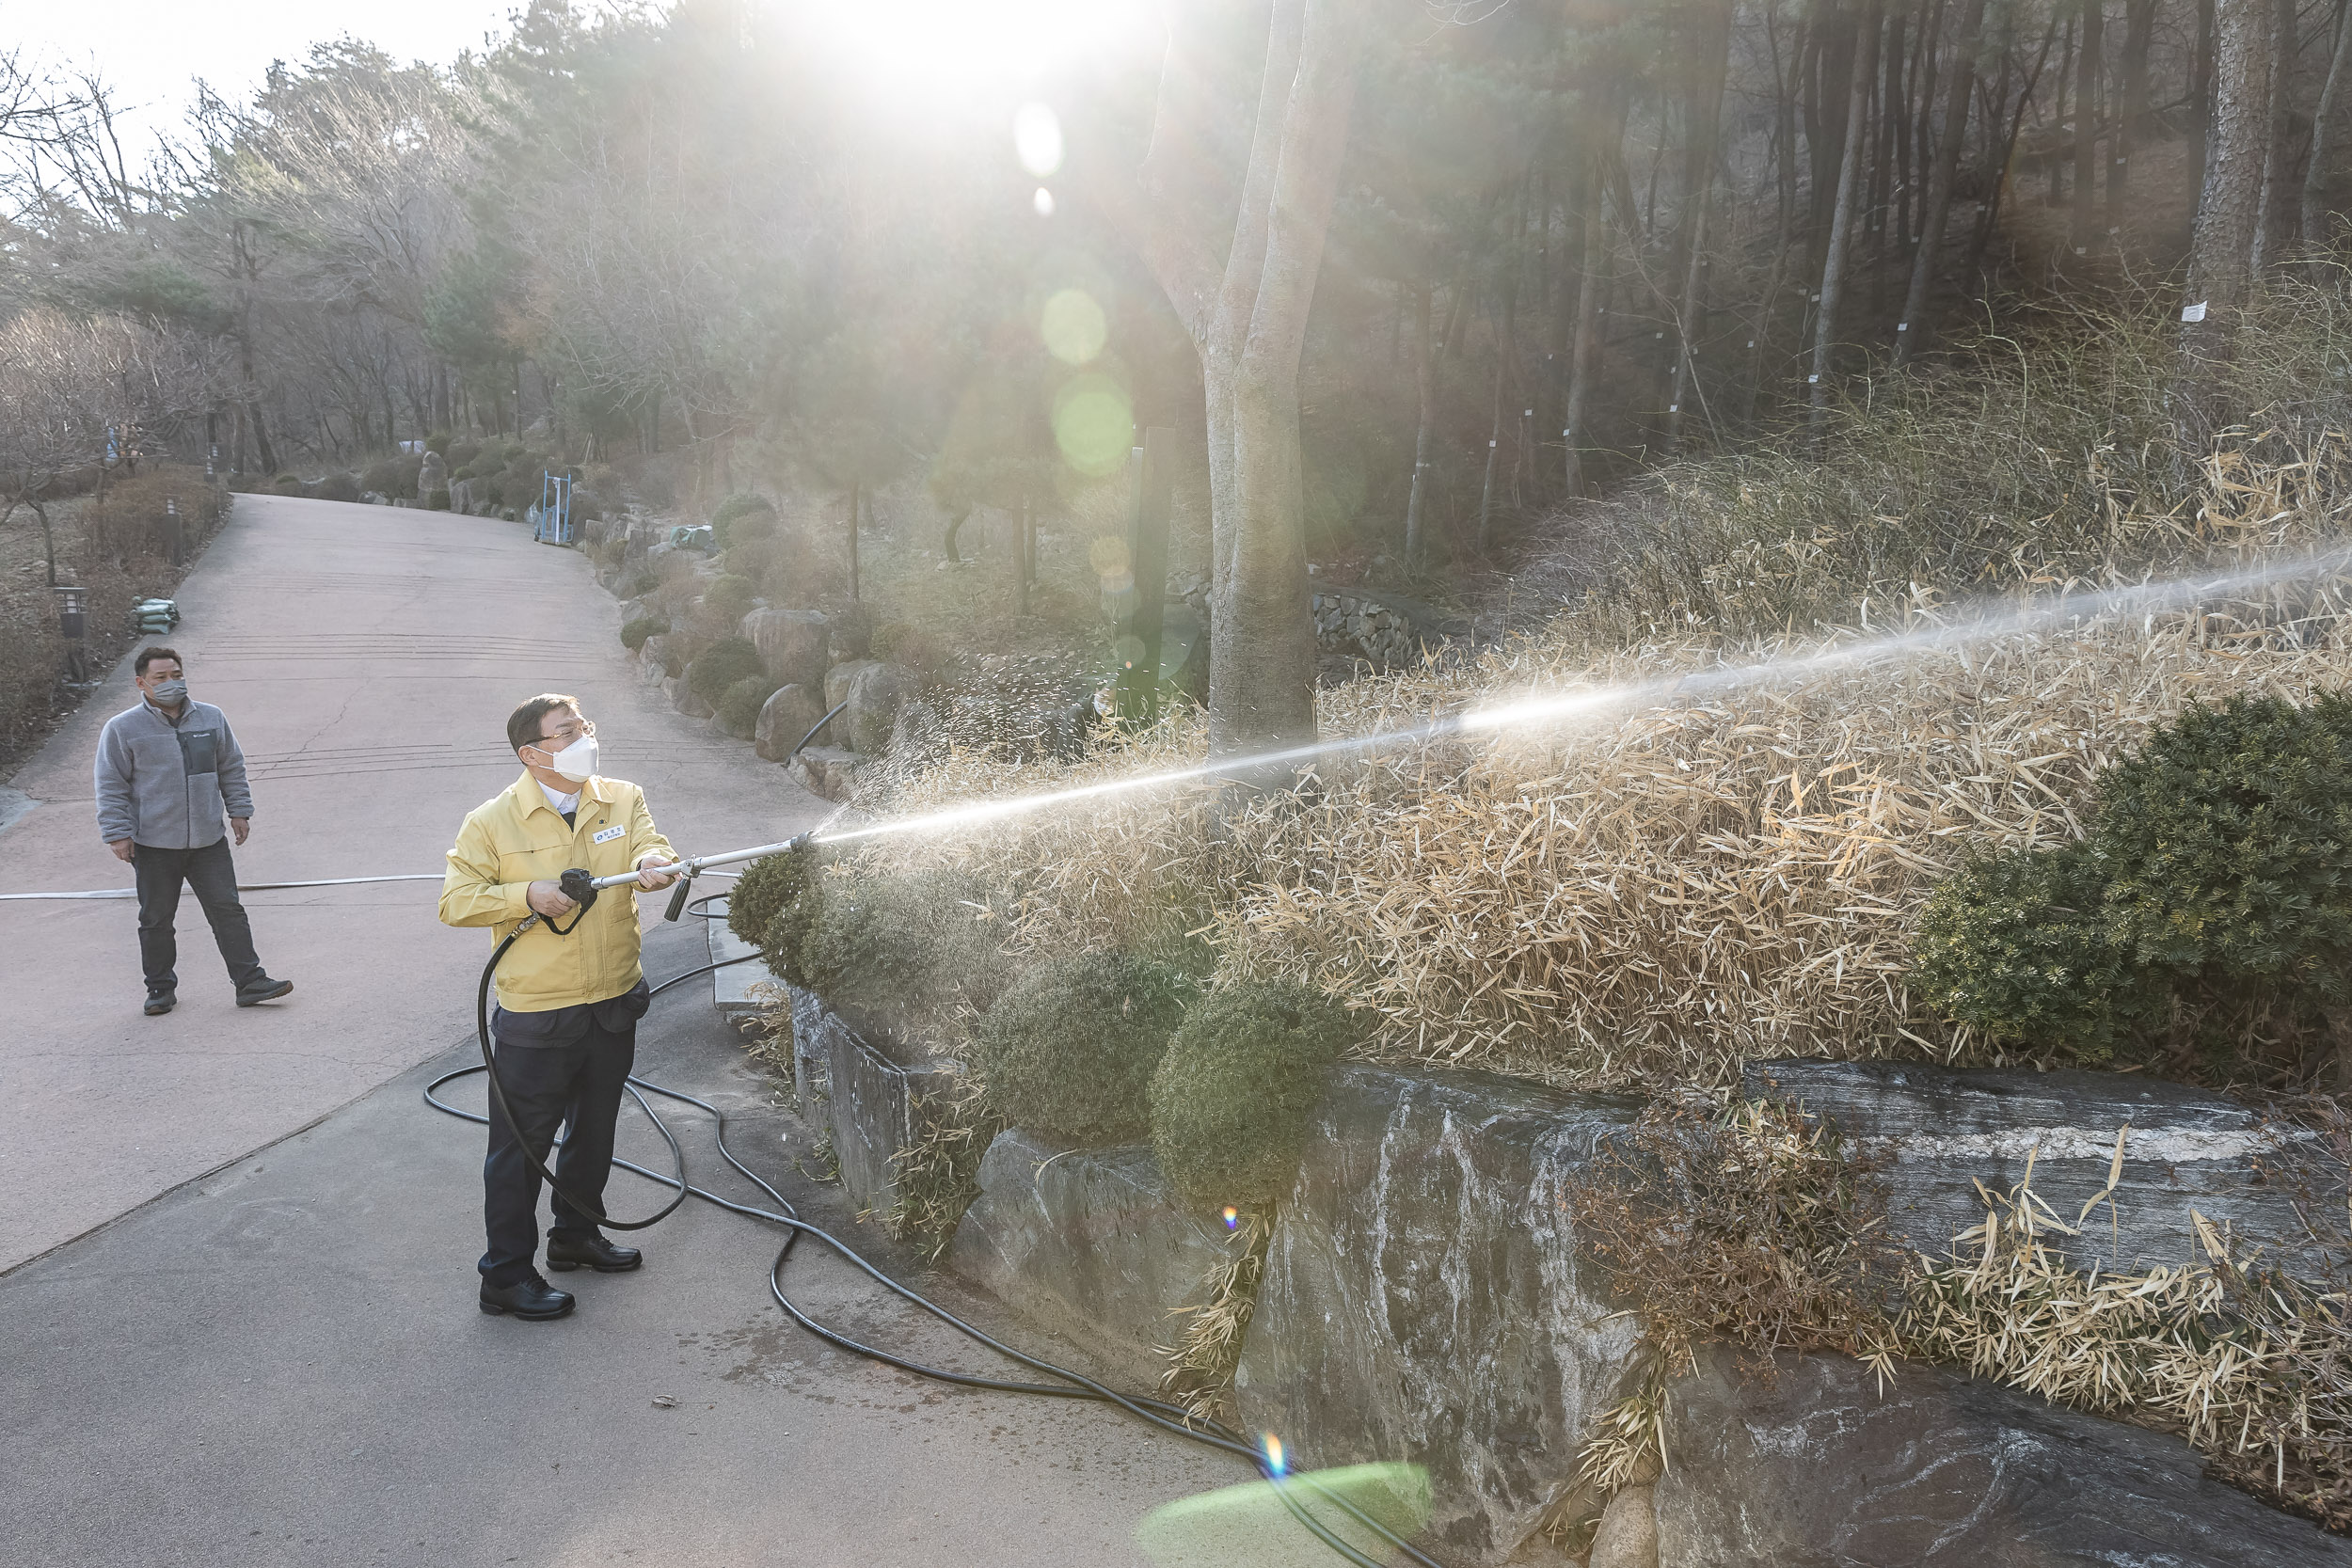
top-left (1562, 118), bottom-right (1615, 497)
top-left (2180, 0), bottom-right (2278, 432)
top-left (1403, 283), bottom-right (1436, 562)
top-left (1668, 0), bottom-right (1735, 454)
top-left (2250, 0), bottom-right (2296, 272)
top-left (2049, 15), bottom-right (2076, 208)
top-left (2070, 0), bottom-right (2104, 254)
top-left (1748, 5), bottom-right (1806, 423)
top-left (1897, 0), bottom-right (1989, 364)
top-left (1012, 496), bottom-right (1028, 615)
top-left (2189, 0), bottom-right (2220, 222)
top-left (847, 478), bottom-right (861, 602)
top-left (1814, 0), bottom-right (1883, 448)
top-left (2110, 0), bottom-right (2157, 215)
top-left (2304, 0), bottom-right (2352, 249)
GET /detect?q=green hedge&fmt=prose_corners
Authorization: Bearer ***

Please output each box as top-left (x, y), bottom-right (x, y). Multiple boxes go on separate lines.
top-left (799, 870), bottom-right (1004, 1047)
top-left (717, 673), bottom-right (776, 738)
top-left (1914, 693), bottom-right (2352, 1071)
top-left (711, 492), bottom-right (778, 548)
top-left (1148, 981), bottom-right (1359, 1209)
top-left (704, 573), bottom-right (758, 626)
top-left (620, 614), bottom-right (663, 651)
top-left (686, 637), bottom-right (766, 705)
top-left (973, 954), bottom-right (1191, 1144)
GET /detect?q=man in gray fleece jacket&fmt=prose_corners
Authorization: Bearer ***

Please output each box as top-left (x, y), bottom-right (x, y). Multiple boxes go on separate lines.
top-left (94, 646), bottom-right (293, 1015)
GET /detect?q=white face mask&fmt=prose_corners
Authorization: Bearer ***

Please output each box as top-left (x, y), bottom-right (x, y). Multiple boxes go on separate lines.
top-left (537, 733), bottom-right (598, 784)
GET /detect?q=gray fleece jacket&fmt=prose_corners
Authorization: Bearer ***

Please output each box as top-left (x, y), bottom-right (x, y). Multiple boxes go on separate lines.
top-left (94, 698), bottom-right (254, 849)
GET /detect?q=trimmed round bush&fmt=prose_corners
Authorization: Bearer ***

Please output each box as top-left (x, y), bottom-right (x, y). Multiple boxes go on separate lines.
top-left (270, 472), bottom-right (304, 495)
top-left (973, 954), bottom-right (1191, 1144)
top-left (316, 471), bottom-right (360, 502)
top-left (1148, 981), bottom-right (1359, 1209)
top-left (711, 492), bottom-right (778, 548)
top-left (799, 870), bottom-right (1004, 1048)
top-left (424, 430), bottom-right (452, 455)
top-left (686, 636), bottom-right (765, 705)
top-left (424, 487), bottom-right (451, 511)
top-left (730, 850), bottom-right (813, 952)
top-left (358, 459), bottom-right (403, 495)
top-left (717, 673), bottom-right (777, 738)
top-left (704, 573), bottom-right (758, 626)
top-left (1912, 844), bottom-right (2143, 1062)
top-left (620, 614), bottom-right (664, 651)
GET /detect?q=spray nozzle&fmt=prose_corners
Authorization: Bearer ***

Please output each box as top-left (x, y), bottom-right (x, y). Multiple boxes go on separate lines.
top-left (559, 867), bottom-right (600, 913)
top-left (786, 832), bottom-right (816, 856)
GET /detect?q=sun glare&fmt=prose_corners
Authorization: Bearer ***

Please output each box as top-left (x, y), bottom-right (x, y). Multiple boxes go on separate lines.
top-left (795, 0), bottom-right (1155, 88)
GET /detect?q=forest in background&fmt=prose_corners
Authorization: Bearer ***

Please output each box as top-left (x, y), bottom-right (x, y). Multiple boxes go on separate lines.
top-left (0, 0), bottom-right (2342, 698)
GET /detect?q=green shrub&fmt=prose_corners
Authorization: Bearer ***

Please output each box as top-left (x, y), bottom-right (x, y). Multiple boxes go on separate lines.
top-left (424, 488), bottom-right (451, 511)
top-left (424, 430), bottom-right (451, 455)
top-left (316, 471), bottom-right (360, 503)
top-left (717, 673), bottom-right (777, 737)
top-left (270, 472), bottom-right (304, 495)
top-left (704, 573), bottom-right (758, 626)
top-left (619, 614), bottom-right (664, 651)
top-left (973, 955), bottom-right (1191, 1144)
top-left (358, 459), bottom-right (402, 495)
top-left (1913, 693), bottom-right (2352, 1075)
top-left (447, 439), bottom-right (482, 471)
top-left (799, 870), bottom-right (1005, 1047)
top-left (1148, 981), bottom-right (1359, 1209)
top-left (731, 850), bottom-right (813, 952)
top-left (711, 491), bottom-right (777, 547)
top-left (1912, 844), bottom-right (2145, 1062)
top-left (620, 567), bottom-right (659, 600)
top-left (763, 891), bottom-right (821, 988)
top-left (686, 636), bottom-right (766, 704)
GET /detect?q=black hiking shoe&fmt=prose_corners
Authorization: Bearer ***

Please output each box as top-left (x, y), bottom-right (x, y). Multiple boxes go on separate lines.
top-left (144, 990), bottom-right (176, 1016)
top-left (235, 975), bottom-right (294, 1006)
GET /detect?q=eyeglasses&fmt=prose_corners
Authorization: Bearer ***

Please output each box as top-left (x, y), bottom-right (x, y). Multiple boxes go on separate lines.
top-left (537, 718), bottom-right (596, 749)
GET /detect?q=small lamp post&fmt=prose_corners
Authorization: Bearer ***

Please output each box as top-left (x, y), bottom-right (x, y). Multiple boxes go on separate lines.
top-left (55, 585), bottom-right (90, 685)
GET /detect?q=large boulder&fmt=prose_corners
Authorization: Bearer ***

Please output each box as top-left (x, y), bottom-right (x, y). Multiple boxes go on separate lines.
top-left (845, 661), bottom-right (920, 754)
top-left (638, 635), bottom-right (675, 686)
top-left (948, 1128), bottom-right (1232, 1388)
top-left (1235, 1067), bottom-right (1648, 1562)
top-left (825, 658), bottom-right (878, 711)
top-left (1744, 1059), bottom-right (2336, 1275)
top-left (665, 675), bottom-right (714, 721)
top-left (788, 745), bottom-right (860, 803)
top-left (1651, 1343), bottom-right (2352, 1566)
top-left (743, 607), bottom-right (829, 689)
top-left (417, 450), bottom-right (447, 496)
top-left (754, 684), bottom-right (827, 762)
top-left (791, 992), bottom-right (953, 1216)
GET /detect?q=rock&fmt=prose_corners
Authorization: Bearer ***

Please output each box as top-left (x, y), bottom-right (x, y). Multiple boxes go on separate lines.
top-left (1743, 1059), bottom-right (2339, 1275)
top-left (787, 745), bottom-right (860, 802)
top-left (825, 658), bottom-right (878, 711)
top-left (794, 996), bottom-right (953, 1216)
top-left (1653, 1343), bottom-right (2352, 1567)
top-left (1588, 1486), bottom-right (1657, 1568)
top-left (845, 661), bottom-right (919, 753)
top-left (948, 1127), bottom-right (1232, 1388)
top-left (360, 491), bottom-right (387, 506)
top-left (639, 635), bottom-right (675, 684)
top-left (448, 478), bottom-right (478, 514)
top-left (1236, 1067), bottom-right (1648, 1563)
top-left (754, 684), bottom-right (828, 761)
top-left (666, 676), bottom-right (713, 720)
top-left (418, 450), bottom-right (447, 495)
top-left (743, 607), bottom-right (829, 689)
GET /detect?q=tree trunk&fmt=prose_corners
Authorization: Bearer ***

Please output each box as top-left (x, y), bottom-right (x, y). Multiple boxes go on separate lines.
top-left (1478, 347), bottom-right (1504, 553)
top-left (1097, 0), bottom-right (1363, 762)
top-left (2179, 0), bottom-right (2277, 433)
top-left (1668, 0), bottom-right (1734, 454)
top-left (1813, 0), bottom-right (1882, 448)
top-left (2071, 0), bottom-right (2104, 254)
top-left (2250, 0), bottom-right (2296, 272)
top-left (1403, 283), bottom-right (1436, 562)
top-left (2304, 0), bottom-right (2352, 249)
top-left (35, 500), bottom-right (56, 589)
top-left (1897, 0), bottom-right (1989, 364)
top-left (2189, 0), bottom-right (2220, 223)
top-left (247, 402), bottom-right (278, 478)
top-left (2110, 0), bottom-right (2157, 214)
top-left (847, 479), bottom-right (861, 602)
top-left (1562, 132), bottom-right (1613, 497)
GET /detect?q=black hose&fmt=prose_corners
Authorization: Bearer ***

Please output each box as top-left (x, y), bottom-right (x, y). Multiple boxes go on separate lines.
top-left (434, 904), bottom-right (1439, 1568)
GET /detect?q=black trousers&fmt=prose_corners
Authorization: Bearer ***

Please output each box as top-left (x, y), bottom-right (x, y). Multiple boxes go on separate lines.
top-left (133, 837), bottom-right (263, 994)
top-left (480, 985), bottom-right (646, 1286)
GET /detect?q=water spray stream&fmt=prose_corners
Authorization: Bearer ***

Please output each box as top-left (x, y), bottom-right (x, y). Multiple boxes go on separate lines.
top-left (801, 541), bottom-right (2352, 854)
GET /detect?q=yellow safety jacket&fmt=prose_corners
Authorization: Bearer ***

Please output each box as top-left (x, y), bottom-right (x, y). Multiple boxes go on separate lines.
top-left (438, 770), bottom-right (676, 1013)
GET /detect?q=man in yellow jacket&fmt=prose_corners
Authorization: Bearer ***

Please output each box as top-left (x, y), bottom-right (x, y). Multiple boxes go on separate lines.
top-left (440, 693), bottom-right (680, 1322)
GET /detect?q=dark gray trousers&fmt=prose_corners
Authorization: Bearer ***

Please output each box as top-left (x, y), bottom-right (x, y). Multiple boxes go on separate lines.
top-left (133, 837), bottom-right (263, 995)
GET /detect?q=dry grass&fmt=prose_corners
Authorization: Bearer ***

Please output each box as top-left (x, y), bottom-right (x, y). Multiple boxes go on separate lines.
top-left (1155, 1206), bottom-right (1275, 1424)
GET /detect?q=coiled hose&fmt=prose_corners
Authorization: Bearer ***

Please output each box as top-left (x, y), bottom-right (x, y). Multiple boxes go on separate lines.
top-left (426, 892), bottom-right (1440, 1568)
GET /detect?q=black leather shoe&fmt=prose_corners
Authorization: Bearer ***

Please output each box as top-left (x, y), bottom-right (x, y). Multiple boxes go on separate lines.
top-left (479, 1272), bottom-right (574, 1320)
top-left (235, 976), bottom-right (294, 1006)
top-left (546, 1232), bottom-right (642, 1273)
top-left (144, 991), bottom-right (176, 1016)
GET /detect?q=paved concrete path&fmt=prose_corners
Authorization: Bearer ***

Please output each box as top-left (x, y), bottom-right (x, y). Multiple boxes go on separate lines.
top-left (0, 918), bottom-right (1234, 1567)
top-left (0, 494), bottom-right (816, 1271)
top-left (0, 496), bottom-right (1239, 1566)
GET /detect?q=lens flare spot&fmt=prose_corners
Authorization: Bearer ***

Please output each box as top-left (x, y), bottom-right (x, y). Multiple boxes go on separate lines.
top-left (1221, 1205), bottom-right (1241, 1230)
top-left (1263, 1433), bottom-right (1286, 1476)
top-left (1052, 373), bottom-right (1133, 476)
top-left (1041, 288), bottom-right (1107, 366)
top-left (1013, 102), bottom-right (1064, 176)
top-left (1033, 186), bottom-right (1057, 216)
